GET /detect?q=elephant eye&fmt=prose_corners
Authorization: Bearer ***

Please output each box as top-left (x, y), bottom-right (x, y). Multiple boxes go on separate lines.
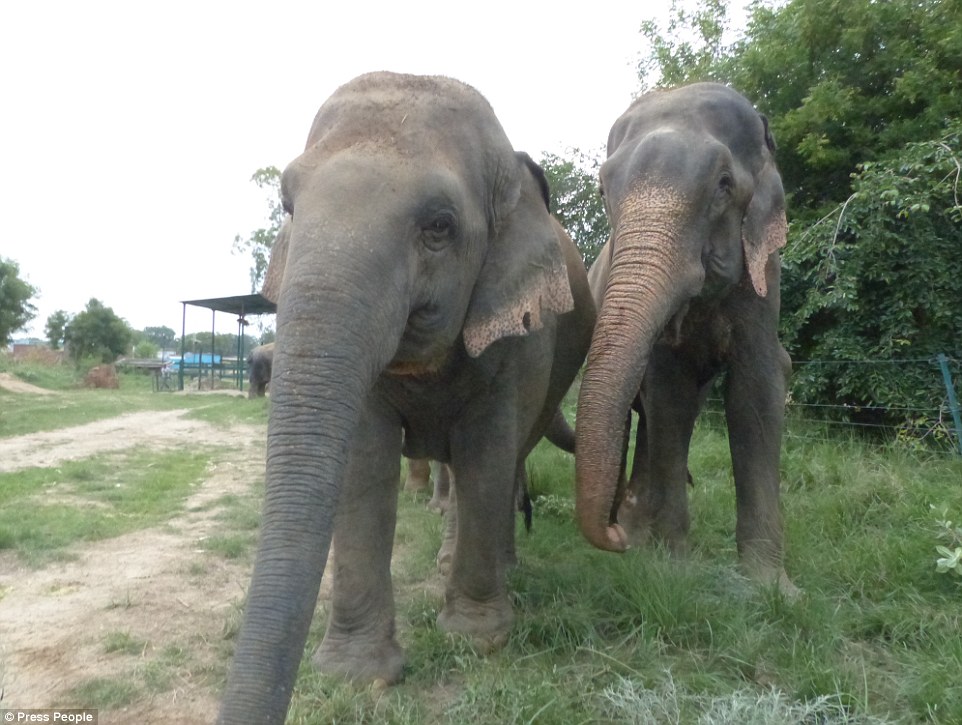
top-left (717, 173), bottom-right (734, 196)
top-left (421, 211), bottom-right (458, 251)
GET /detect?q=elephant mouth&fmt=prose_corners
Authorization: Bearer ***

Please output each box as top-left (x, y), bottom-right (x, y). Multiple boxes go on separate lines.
top-left (386, 304), bottom-right (453, 377)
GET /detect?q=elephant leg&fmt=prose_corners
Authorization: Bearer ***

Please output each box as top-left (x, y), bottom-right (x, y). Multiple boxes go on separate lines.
top-left (725, 341), bottom-right (797, 594)
top-left (437, 416), bottom-right (517, 649)
top-left (436, 479), bottom-right (457, 576)
top-left (618, 402), bottom-right (652, 547)
top-left (633, 349), bottom-right (701, 555)
top-left (428, 463), bottom-right (452, 513)
top-left (313, 401), bottom-right (406, 684)
top-left (404, 457), bottom-right (432, 493)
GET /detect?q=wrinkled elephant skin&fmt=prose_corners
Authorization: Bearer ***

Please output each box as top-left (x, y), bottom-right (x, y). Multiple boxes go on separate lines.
top-left (575, 82), bottom-right (796, 594)
top-left (218, 72), bottom-right (594, 724)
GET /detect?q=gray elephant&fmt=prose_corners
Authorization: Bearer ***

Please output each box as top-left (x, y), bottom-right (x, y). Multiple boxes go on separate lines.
top-left (575, 83), bottom-right (795, 594)
top-left (246, 342), bottom-right (274, 398)
top-left (218, 72), bottom-right (595, 724)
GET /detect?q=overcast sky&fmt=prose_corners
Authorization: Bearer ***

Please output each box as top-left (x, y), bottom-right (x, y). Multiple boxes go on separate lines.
top-left (2, 1), bottom-right (681, 340)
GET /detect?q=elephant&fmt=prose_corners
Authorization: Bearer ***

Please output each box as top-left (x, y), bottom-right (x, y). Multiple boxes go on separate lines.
top-left (574, 82), bottom-right (795, 594)
top-left (218, 72), bottom-right (595, 724)
top-left (404, 405), bottom-right (575, 509)
top-left (246, 342), bottom-right (274, 398)
top-left (403, 457), bottom-right (452, 512)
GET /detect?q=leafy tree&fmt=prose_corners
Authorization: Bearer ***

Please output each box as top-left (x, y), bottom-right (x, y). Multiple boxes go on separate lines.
top-left (177, 331), bottom-right (259, 358)
top-left (64, 298), bottom-right (133, 363)
top-left (784, 120), bottom-right (962, 414)
top-left (539, 150), bottom-right (610, 267)
top-left (0, 257), bottom-right (38, 347)
top-left (134, 340), bottom-right (159, 359)
top-left (45, 310), bottom-right (71, 350)
top-left (233, 166), bottom-right (283, 293)
top-left (144, 325), bottom-right (176, 352)
top-left (637, 0), bottom-right (733, 90)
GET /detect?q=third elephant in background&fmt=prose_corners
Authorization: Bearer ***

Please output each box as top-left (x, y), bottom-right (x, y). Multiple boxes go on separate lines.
top-left (246, 342), bottom-right (274, 399)
top-left (576, 82), bottom-right (796, 595)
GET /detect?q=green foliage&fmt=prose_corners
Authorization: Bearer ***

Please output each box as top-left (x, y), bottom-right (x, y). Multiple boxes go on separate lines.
top-left (0, 449), bottom-right (210, 565)
top-left (232, 166), bottom-right (283, 293)
top-left (143, 325), bottom-right (176, 351)
top-left (729, 0), bottom-right (962, 219)
top-left (63, 298), bottom-right (133, 363)
top-left (933, 506), bottom-right (962, 580)
top-left (782, 121), bottom-right (962, 423)
top-left (539, 150), bottom-right (609, 267)
top-left (0, 256), bottom-right (38, 346)
top-left (638, 0), bottom-right (734, 90)
top-left (133, 340), bottom-right (159, 359)
top-left (175, 330), bottom-right (259, 358)
top-left (45, 309), bottom-right (70, 349)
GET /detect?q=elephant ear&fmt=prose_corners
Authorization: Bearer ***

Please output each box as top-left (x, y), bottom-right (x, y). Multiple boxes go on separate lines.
top-left (742, 157), bottom-right (787, 298)
top-left (260, 215), bottom-right (292, 304)
top-left (462, 153), bottom-right (574, 358)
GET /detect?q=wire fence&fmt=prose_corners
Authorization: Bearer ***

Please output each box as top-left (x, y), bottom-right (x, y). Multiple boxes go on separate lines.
top-left (699, 354), bottom-right (962, 455)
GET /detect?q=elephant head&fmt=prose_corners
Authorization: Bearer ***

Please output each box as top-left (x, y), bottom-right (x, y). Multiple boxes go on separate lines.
top-left (575, 83), bottom-right (787, 552)
top-left (219, 72), bottom-right (574, 724)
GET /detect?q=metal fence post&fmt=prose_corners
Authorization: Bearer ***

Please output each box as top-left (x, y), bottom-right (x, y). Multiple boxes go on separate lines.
top-left (936, 353), bottom-right (962, 456)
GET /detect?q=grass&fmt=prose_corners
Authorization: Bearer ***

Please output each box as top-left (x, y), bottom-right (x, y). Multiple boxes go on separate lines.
top-left (0, 356), bottom-right (264, 438)
top-left (280, 423), bottom-right (962, 724)
top-left (0, 449), bottom-right (215, 565)
top-left (5, 365), bottom-right (962, 722)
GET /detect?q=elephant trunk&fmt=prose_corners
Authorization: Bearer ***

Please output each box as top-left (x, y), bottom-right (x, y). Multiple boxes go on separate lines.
top-left (575, 201), bottom-right (701, 552)
top-left (218, 233), bottom-right (408, 724)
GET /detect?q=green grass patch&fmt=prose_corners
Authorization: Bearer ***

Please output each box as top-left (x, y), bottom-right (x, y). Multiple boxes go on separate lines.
top-left (0, 449), bottom-right (213, 565)
top-left (282, 424), bottom-right (962, 724)
top-left (103, 631), bottom-right (148, 655)
top-left (200, 533), bottom-right (253, 560)
top-left (63, 677), bottom-right (142, 709)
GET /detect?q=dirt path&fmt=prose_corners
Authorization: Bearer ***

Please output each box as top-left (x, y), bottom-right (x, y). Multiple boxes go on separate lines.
top-left (0, 372), bottom-right (55, 396)
top-left (0, 409), bottom-right (255, 473)
top-left (0, 407), bottom-right (267, 723)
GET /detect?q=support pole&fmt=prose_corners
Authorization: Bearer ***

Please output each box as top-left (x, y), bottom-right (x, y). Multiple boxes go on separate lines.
top-left (179, 303), bottom-right (186, 391)
top-left (210, 309), bottom-right (216, 390)
top-left (937, 353), bottom-right (962, 456)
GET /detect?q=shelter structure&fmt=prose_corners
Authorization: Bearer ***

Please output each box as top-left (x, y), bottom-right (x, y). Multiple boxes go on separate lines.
top-left (178, 293), bottom-right (276, 392)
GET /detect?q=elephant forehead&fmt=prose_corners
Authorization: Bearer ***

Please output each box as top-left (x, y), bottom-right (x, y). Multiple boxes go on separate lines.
top-left (305, 78), bottom-right (504, 156)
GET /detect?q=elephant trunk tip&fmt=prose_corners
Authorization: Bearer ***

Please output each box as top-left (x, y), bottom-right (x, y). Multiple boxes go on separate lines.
top-left (577, 514), bottom-right (629, 553)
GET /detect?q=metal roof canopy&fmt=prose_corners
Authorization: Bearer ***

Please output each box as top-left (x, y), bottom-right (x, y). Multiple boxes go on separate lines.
top-left (178, 293), bottom-right (276, 391)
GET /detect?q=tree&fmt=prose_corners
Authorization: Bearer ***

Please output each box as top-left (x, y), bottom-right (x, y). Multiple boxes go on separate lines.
top-left (233, 166), bottom-right (283, 293)
top-left (64, 298), bottom-right (133, 363)
top-left (144, 325), bottom-right (176, 352)
top-left (45, 310), bottom-right (71, 349)
top-left (637, 0), bottom-right (733, 90)
top-left (539, 150), bottom-right (610, 267)
top-left (0, 257), bottom-right (38, 347)
top-left (783, 120), bottom-right (962, 413)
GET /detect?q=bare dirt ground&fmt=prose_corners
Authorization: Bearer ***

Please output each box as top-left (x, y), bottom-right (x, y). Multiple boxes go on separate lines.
top-left (0, 372), bottom-right (55, 396)
top-left (0, 398), bottom-right (268, 723)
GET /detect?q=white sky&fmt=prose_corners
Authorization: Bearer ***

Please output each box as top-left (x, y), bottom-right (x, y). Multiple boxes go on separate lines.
top-left (1, 1), bottom-right (680, 340)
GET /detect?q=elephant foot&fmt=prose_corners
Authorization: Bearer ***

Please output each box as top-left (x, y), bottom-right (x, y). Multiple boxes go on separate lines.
top-left (740, 558), bottom-right (800, 599)
top-left (312, 633), bottom-right (406, 685)
top-left (436, 536), bottom-right (455, 576)
top-left (437, 590), bottom-right (514, 653)
top-left (427, 493), bottom-right (448, 514)
top-left (619, 497), bottom-right (689, 554)
top-left (404, 459), bottom-right (432, 493)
